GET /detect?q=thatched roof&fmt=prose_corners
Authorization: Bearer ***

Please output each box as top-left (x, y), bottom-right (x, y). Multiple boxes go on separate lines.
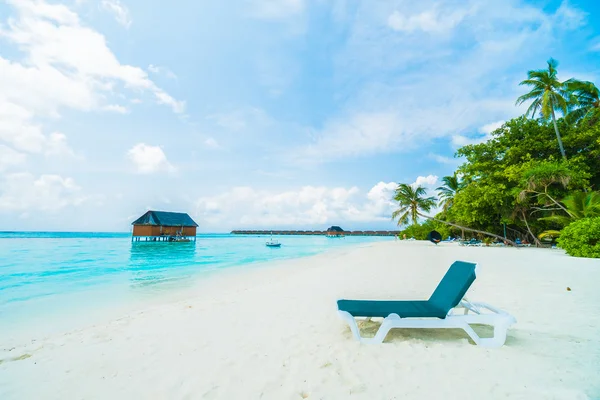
top-left (327, 226), bottom-right (344, 232)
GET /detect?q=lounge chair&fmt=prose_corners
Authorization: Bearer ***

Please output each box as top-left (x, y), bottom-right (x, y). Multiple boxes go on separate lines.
top-left (336, 261), bottom-right (516, 348)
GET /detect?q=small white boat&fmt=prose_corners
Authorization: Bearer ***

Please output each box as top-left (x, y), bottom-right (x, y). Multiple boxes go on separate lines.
top-left (265, 233), bottom-right (281, 247)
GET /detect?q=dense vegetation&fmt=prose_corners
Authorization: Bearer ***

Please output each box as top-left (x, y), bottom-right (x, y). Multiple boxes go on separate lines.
top-left (393, 59), bottom-right (600, 257)
top-left (557, 217), bottom-right (600, 258)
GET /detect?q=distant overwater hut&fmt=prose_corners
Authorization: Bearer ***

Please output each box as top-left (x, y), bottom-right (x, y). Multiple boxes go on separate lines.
top-left (326, 226), bottom-right (345, 237)
top-left (131, 210), bottom-right (198, 242)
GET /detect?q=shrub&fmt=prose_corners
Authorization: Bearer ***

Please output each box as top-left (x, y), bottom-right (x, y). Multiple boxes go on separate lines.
top-left (398, 220), bottom-right (452, 240)
top-left (557, 217), bottom-right (600, 258)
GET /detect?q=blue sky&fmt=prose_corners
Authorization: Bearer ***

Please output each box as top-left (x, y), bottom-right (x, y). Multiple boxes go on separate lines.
top-left (1, 0), bottom-right (599, 232)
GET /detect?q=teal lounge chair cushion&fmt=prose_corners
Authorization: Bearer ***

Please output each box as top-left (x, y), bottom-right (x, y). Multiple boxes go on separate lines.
top-left (337, 300), bottom-right (445, 318)
top-left (428, 261), bottom-right (476, 312)
top-left (337, 261), bottom-right (477, 320)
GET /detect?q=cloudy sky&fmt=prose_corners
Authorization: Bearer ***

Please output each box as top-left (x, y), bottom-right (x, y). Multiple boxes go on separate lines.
top-left (1, 0), bottom-right (599, 232)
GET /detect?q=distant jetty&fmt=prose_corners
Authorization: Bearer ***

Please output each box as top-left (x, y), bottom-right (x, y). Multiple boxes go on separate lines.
top-left (231, 226), bottom-right (400, 237)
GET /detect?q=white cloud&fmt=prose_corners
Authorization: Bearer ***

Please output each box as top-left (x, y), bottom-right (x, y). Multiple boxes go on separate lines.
top-left (554, 1), bottom-right (587, 30)
top-left (153, 91), bottom-right (185, 114)
top-left (0, 100), bottom-right (77, 157)
top-left (0, 0), bottom-right (184, 115)
top-left (291, 112), bottom-right (413, 163)
top-left (450, 120), bottom-right (504, 148)
top-left (0, 145), bottom-right (27, 171)
top-left (0, 0), bottom-right (184, 173)
top-left (204, 138), bottom-right (221, 149)
top-left (387, 6), bottom-right (473, 34)
top-left (296, 1), bottom-right (587, 163)
top-left (0, 100), bottom-right (46, 153)
top-left (45, 132), bottom-right (77, 158)
top-left (0, 173), bottom-right (86, 212)
top-left (148, 64), bottom-right (177, 79)
top-left (451, 134), bottom-right (487, 148)
top-left (195, 182), bottom-right (399, 229)
top-left (101, 0), bottom-right (132, 28)
top-left (480, 120), bottom-right (504, 134)
top-left (206, 108), bottom-right (271, 132)
top-left (363, 181), bottom-right (398, 220)
top-left (127, 143), bottom-right (175, 173)
top-left (412, 175), bottom-right (438, 188)
top-left (104, 104), bottom-right (129, 114)
top-left (248, 0), bottom-right (305, 19)
top-left (428, 153), bottom-right (456, 165)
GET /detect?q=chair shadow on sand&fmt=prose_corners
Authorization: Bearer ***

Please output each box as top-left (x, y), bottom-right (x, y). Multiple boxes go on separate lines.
top-left (351, 319), bottom-right (519, 346)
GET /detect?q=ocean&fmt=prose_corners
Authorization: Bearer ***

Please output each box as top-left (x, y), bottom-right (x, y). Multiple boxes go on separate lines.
top-left (0, 232), bottom-right (391, 341)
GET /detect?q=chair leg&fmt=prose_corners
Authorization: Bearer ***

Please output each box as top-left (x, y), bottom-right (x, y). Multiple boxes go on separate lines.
top-left (338, 311), bottom-right (363, 342)
top-left (455, 315), bottom-right (514, 348)
top-left (370, 313), bottom-right (400, 344)
top-left (477, 317), bottom-right (513, 348)
top-left (339, 311), bottom-right (515, 347)
top-left (338, 311), bottom-right (398, 344)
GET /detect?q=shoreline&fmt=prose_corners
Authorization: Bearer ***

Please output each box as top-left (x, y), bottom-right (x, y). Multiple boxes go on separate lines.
top-left (0, 239), bottom-right (383, 348)
top-left (2, 241), bottom-right (599, 399)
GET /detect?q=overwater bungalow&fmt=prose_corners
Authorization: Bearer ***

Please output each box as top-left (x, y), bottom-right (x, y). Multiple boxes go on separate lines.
top-left (131, 210), bottom-right (198, 242)
top-left (326, 226), bottom-right (345, 237)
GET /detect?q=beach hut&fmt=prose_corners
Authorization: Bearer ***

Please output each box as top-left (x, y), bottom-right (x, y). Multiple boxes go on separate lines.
top-left (131, 210), bottom-right (198, 242)
top-left (326, 226), bottom-right (345, 237)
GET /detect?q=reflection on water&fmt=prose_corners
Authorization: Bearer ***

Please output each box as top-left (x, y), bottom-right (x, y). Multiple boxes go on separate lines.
top-left (129, 242), bottom-right (197, 265)
top-left (129, 242), bottom-right (197, 290)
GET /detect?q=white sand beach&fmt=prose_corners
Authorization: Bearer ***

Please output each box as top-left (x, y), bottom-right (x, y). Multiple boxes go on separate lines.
top-left (1, 241), bottom-right (599, 400)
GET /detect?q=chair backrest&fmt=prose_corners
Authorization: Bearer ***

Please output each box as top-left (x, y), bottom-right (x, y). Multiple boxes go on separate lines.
top-left (428, 261), bottom-right (477, 314)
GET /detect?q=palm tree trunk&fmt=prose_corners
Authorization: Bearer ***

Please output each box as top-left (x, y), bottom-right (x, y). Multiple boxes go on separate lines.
top-left (551, 107), bottom-right (567, 160)
top-left (418, 213), bottom-right (518, 247)
top-left (521, 210), bottom-right (543, 247)
top-left (542, 189), bottom-right (571, 216)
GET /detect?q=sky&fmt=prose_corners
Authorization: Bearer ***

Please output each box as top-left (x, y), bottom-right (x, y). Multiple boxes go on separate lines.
top-left (1, 0), bottom-right (599, 232)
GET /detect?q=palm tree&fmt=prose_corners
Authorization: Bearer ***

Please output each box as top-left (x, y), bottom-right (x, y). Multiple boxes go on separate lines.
top-left (564, 80), bottom-right (600, 123)
top-left (516, 58), bottom-right (571, 160)
top-left (542, 191), bottom-right (600, 226)
top-left (436, 174), bottom-right (461, 212)
top-left (392, 184), bottom-right (517, 246)
top-left (391, 184), bottom-right (436, 226)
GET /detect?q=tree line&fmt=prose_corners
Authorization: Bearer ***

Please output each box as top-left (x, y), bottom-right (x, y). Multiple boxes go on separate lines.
top-left (393, 58), bottom-right (600, 257)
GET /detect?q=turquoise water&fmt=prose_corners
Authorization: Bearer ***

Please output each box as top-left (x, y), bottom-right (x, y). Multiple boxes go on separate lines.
top-left (0, 232), bottom-right (390, 340)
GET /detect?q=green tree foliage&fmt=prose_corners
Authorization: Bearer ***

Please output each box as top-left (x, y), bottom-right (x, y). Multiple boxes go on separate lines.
top-left (541, 191), bottom-right (600, 226)
top-left (557, 217), bottom-right (600, 258)
top-left (391, 184), bottom-right (436, 226)
top-left (389, 59), bottom-right (600, 255)
top-left (565, 80), bottom-right (600, 123)
top-left (448, 115), bottom-right (600, 244)
top-left (398, 219), bottom-right (451, 240)
top-left (392, 184), bottom-right (516, 245)
top-left (436, 174), bottom-right (462, 212)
